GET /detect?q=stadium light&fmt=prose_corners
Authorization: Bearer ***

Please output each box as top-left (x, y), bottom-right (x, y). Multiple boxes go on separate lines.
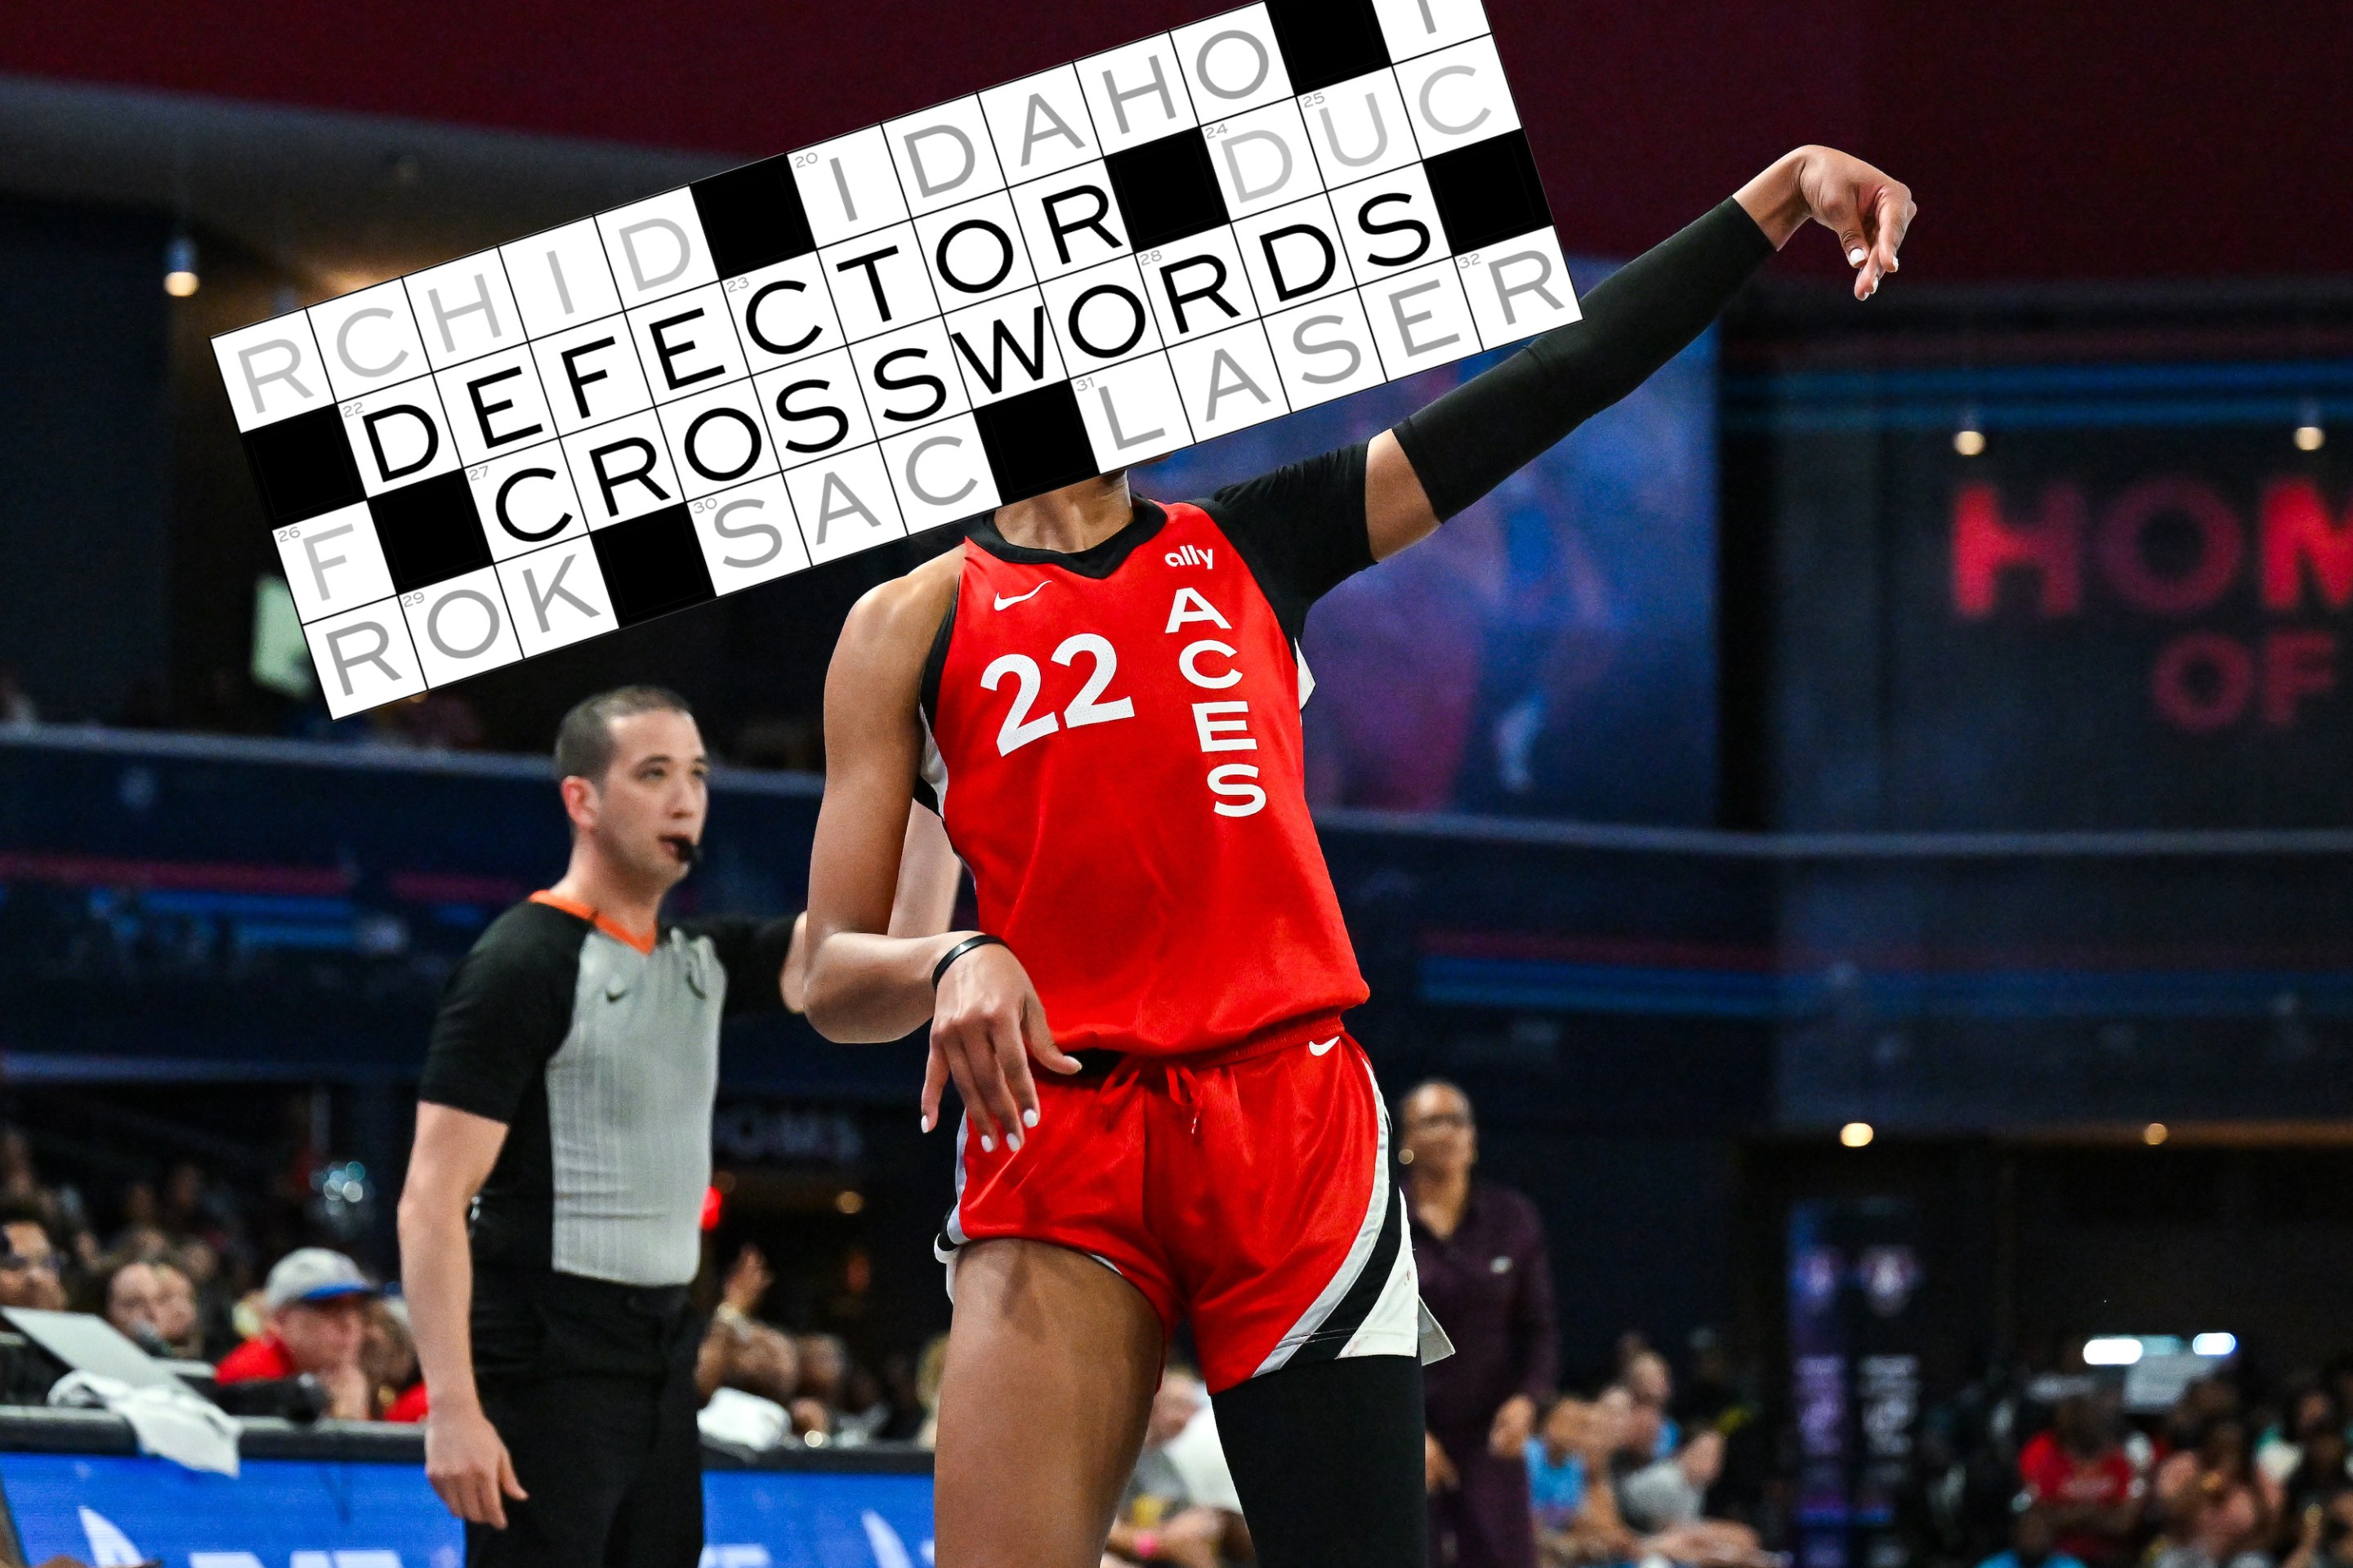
top-left (1839, 1122), bottom-right (1874, 1148)
top-left (2192, 1333), bottom-right (2238, 1357)
top-left (2296, 400), bottom-right (2326, 452)
top-left (163, 233), bottom-right (199, 297)
top-left (2083, 1337), bottom-right (2143, 1365)
top-left (1953, 408), bottom-right (1986, 457)
top-left (2143, 1122), bottom-right (2168, 1146)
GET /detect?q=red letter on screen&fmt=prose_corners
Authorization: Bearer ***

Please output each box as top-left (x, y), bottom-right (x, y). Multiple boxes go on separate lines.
top-left (2259, 480), bottom-right (2353, 613)
top-left (2261, 629), bottom-right (2337, 727)
top-left (1953, 483), bottom-right (2083, 619)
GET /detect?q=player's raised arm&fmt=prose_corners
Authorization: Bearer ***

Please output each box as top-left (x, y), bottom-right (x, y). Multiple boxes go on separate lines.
top-left (1364, 145), bottom-right (1915, 561)
top-left (801, 557), bottom-right (1078, 1150)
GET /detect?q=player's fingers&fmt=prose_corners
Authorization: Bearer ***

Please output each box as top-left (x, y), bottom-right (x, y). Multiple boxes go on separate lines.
top-left (984, 1008), bottom-right (1035, 1149)
top-left (1870, 183), bottom-right (1913, 278)
top-left (920, 1039), bottom-right (950, 1132)
top-left (944, 1034), bottom-right (1002, 1150)
top-left (1024, 993), bottom-right (1081, 1075)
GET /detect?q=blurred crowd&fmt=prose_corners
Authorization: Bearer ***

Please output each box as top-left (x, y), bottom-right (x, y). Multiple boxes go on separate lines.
top-left (1909, 1356), bottom-right (2353, 1568)
top-left (11, 1109), bottom-right (2353, 1568)
top-left (0, 1124), bottom-right (931, 1443)
top-left (1520, 1334), bottom-right (1779, 1568)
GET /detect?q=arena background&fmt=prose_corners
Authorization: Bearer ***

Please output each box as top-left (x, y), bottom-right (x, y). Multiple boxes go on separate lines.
top-left (0, 2), bottom-right (2349, 1565)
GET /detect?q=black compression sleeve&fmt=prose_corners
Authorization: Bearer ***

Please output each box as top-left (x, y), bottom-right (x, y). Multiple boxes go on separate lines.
top-left (1213, 1356), bottom-right (1428, 1568)
top-left (1391, 197), bottom-right (1775, 522)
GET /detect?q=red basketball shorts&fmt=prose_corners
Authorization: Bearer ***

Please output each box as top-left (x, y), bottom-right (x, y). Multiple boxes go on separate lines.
top-left (935, 1016), bottom-right (1427, 1394)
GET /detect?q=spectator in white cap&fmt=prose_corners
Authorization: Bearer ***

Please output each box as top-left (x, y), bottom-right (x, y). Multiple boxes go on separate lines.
top-left (214, 1247), bottom-right (377, 1419)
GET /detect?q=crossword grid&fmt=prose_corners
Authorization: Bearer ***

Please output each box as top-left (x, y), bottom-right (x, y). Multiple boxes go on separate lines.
top-left (213, 0), bottom-right (1576, 717)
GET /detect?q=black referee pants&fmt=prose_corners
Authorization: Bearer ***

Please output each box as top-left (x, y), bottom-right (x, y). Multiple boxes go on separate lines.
top-left (469, 1267), bottom-right (705, 1568)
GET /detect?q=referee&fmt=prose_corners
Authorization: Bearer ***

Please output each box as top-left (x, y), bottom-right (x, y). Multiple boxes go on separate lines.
top-left (397, 685), bottom-right (953, 1565)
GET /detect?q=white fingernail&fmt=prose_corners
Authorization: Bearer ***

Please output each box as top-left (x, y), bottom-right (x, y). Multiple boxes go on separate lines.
top-left (1847, 247), bottom-right (1866, 266)
top-left (1023, 1108), bottom-right (1039, 1128)
top-left (980, 1134), bottom-right (994, 1152)
top-left (1008, 1132), bottom-right (1024, 1151)
top-left (921, 1114), bottom-right (934, 1132)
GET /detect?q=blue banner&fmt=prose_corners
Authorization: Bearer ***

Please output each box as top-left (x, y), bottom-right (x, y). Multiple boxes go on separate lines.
top-left (0, 1452), bottom-right (934, 1568)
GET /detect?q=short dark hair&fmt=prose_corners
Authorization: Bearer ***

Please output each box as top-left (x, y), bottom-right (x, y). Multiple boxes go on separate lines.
top-left (0, 1196), bottom-right (53, 1248)
top-left (552, 686), bottom-right (694, 784)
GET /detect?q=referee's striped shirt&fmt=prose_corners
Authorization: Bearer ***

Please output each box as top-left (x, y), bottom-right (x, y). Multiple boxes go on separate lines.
top-left (418, 891), bottom-right (793, 1287)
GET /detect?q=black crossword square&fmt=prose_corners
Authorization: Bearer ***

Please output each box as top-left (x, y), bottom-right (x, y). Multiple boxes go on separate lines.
top-left (1425, 131), bottom-right (1555, 255)
top-left (976, 383), bottom-right (1098, 503)
top-left (243, 406), bottom-right (364, 525)
top-left (1265, 0), bottom-right (1391, 94)
top-left (368, 471), bottom-right (492, 593)
top-left (1105, 133), bottom-right (1229, 252)
top-left (592, 506), bottom-right (716, 627)
top-left (690, 154), bottom-right (819, 279)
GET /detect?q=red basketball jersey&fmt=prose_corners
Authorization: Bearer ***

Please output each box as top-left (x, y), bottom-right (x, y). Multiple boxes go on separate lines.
top-left (921, 499), bottom-right (1368, 1057)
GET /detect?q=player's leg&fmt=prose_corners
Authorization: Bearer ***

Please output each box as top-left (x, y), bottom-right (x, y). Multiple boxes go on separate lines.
top-left (1176, 1031), bottom-right (1431, 1566)
top-left (1214, 1354), bottom-right (1431, 1568)
top-left (934, 1236), bottom-right (1166, 1568)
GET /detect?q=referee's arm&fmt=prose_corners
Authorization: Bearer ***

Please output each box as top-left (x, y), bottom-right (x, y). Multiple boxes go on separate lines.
top-left (400, 922), bottom-right (570, 1529)
top-left (401, 1105), bottom-right (525, 1526)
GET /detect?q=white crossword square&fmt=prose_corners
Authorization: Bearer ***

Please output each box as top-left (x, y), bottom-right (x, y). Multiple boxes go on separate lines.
top-left (689, 474), bottom-right (813, 595)
top-left (500, 535), bottom-right (618, 657)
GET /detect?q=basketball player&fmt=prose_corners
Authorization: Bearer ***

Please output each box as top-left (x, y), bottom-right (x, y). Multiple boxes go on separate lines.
top-left (802, 146), bottom-right (1913, 1568)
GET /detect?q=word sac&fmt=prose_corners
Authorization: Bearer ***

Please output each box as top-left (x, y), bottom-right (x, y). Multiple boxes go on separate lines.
top-left (213, 0), bottom-right (1576, 715)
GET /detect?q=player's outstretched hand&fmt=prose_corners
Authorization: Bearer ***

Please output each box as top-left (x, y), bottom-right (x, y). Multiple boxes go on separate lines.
top-left (426, 1402), bottom-right (527, 1528)
top-left (923, 940), bottom-right (1079, 1151)
top-left (1737, 145), bottom-right (1916, 301)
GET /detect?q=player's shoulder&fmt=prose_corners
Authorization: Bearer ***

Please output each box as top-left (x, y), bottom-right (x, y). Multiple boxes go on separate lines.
top-left (835, 546), bottom-right (963, 679)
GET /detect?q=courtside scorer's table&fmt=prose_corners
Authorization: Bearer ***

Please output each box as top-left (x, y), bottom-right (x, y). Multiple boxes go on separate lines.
top-left (213, 0), bottom-right (1576, 716)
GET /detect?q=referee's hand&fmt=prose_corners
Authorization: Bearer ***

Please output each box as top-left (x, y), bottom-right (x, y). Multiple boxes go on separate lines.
top-left (924, 940), bottom-right (1078, 1151)
top-left (426, 1403), bottom-right (527, 1528)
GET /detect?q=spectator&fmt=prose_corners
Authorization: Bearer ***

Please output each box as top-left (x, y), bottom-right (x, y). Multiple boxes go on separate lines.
top-left (2284, 1494), bottom-right (2353, 1568)
top-left (1529, 1397), bottom-right (1601, 1566)
top-left (105, 1182), bottom-right (172, 1263)
top-left (1621, 1427), bottom-right (1729, 1532)
top-left (1624, 1349), bottom-right (1681, 1459)
top-left (1404, 1079), bottom-right (1556, 1568)
top-left (1534, 1391), bottom-right (1773, 1568)
top-left (0, 1199), bottom-right (67, 1311)
top-left (1104, 1368), bottom-right (1253, 1568)
top-left (100, 1258), bottom-right (203, 1359)
top-left (1978, 1507), bottom-right (2088, 1568)
top-left (214, 1249), bottom-right (376, 1421)
top-left (365, 1296), bottom-right (426, 1422)
top-left (793, 1330), bottom-right (851, 1436)
top-left (2265, 1393), bottom-right (2345, 1491)
top-left (2019, 1393), bottom-right (2145, 1568)
top-left (2153, 1418), bottom-right (2279, 1568)
top-left (2283, 1424), bottom-right (2353, 1543)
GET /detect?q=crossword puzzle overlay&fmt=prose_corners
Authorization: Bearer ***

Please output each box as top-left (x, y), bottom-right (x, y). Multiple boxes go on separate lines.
top-left (215, 0), bottom-right (1577, 716)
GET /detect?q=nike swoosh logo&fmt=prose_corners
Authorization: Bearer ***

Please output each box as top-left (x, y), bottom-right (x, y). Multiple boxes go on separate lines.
top-left (993, 583), bottom-right (1047, 610)
top-left (605, 982), bottom-right (628, 1002)
top-left (1309, 1036), bottom-right (1338, 1057)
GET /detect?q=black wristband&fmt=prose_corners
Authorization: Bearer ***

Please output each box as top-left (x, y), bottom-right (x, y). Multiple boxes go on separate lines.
top-left (931, 934), bottom-right (1007, 989)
